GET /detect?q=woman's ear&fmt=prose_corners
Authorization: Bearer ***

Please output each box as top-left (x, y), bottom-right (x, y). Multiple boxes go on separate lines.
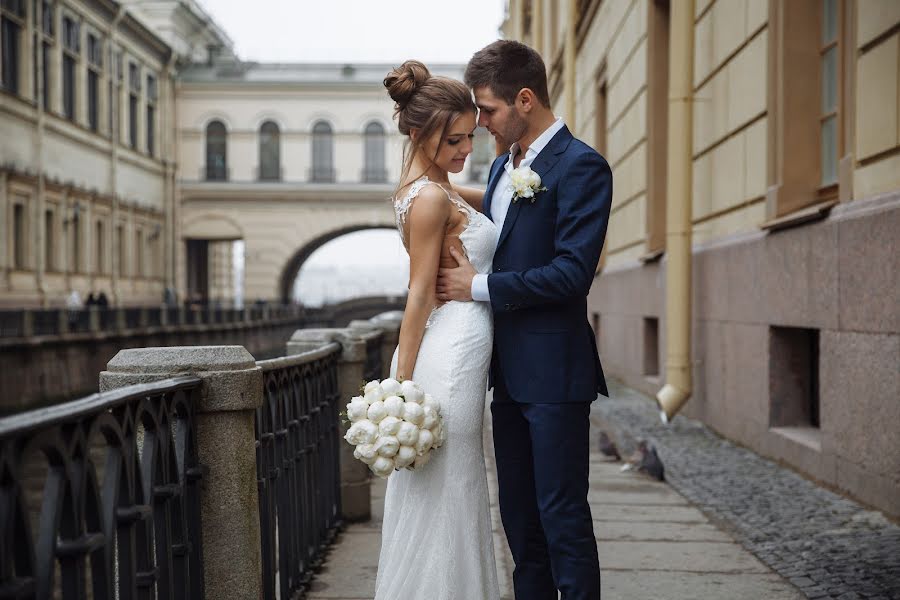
top-left (410, 127), bottom-right (419, 142)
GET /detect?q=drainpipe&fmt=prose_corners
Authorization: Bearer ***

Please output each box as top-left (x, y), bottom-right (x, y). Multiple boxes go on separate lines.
top-left (656, 0), bottom-right (694, 423)
top-left (533, 0), bottom-right (544, 57)
top-left (565, 0), bottom-right (577, 129)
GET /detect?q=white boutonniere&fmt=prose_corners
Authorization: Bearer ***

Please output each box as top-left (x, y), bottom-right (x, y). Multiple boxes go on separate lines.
top-left (508, 165), bottom-right (547, 204)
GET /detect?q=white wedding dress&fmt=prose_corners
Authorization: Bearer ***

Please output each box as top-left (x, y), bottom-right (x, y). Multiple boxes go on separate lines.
top-left (374, 177), bottom-right (500, 600)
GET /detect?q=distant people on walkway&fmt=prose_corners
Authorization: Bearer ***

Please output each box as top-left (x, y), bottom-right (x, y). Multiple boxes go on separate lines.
top-left (85, 293), bottom-right (97, 307)
top-left (96, 292), bottom-right (109, 308)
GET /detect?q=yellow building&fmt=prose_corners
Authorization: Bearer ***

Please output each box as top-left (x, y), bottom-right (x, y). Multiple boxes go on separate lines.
top-left (503, 0), bottom-right (899, 518)
top-left (0, 0), bottom-right (228, 308)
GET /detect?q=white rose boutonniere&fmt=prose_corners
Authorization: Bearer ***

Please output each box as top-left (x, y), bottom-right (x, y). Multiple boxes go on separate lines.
top-left (508, 165), bottom-right (547, 204)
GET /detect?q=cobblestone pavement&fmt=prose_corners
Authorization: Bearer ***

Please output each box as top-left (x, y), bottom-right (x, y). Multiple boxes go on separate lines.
top-left (592, 380), bottom-right (900, 600)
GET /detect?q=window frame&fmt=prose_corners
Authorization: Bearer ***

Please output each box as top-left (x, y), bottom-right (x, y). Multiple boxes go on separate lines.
top-left (311, 120), bottom-right (335, 183)
top-left (362, 120), bottom-right (386, 183)
top-left (258, 120), bottom-right (281, 181)
top-left (205, 119), bottom-right (228, 181)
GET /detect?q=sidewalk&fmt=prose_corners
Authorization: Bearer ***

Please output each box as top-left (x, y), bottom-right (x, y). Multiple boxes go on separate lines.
top-left (307, 392), bottom-right (802, 600)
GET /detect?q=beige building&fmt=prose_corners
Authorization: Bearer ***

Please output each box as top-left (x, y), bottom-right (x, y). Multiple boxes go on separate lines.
top-left (0, 0), bottom-right (229, 308)
top-left (176, 60), bottom-right (492, 304)
top-left (502, 0), bottom-right (899, 518)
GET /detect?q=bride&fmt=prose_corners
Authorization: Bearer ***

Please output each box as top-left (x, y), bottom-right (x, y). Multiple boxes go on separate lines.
top-left (374, 60), bottom-right (500, 599)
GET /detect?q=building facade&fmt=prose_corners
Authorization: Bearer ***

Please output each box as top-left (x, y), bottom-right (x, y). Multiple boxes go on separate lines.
top-left (0, 0), bottom-right (229, 308)
top-left (176, 60), bottom-right (492, 305)
top-left (502, 0), bottom-right (899, 517)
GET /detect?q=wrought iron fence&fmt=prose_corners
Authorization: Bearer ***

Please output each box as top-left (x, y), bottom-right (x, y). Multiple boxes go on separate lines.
top-left (0, 376), bottom-right (206, 599)
top-left (255, 344), bottom-right (343, 600)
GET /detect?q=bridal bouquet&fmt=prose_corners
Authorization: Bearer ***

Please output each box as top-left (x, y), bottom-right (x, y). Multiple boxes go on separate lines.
top-left (342, 378), bottom-right (444, 478)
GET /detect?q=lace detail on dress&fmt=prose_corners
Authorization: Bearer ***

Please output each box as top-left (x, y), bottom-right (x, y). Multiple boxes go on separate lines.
top-left (393, 176), bottom-right (480, 248)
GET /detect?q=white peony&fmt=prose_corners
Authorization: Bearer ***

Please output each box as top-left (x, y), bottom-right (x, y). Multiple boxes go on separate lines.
top-left (396, 421), bottom-right (420, 446)
top-left (415, 429), bottom-right (435, 455)
top-left (394, 445), bottom-right (417, 468)
top-left (421, 405), bottom-right (438, 430)
top-left (353, 443), bottom-right (378, 465)
top-left (370, 456), bottom-right (395, 478)
top-left (364, 380), bottom-right (382, 395)
top-left (381, 378), bottom-right (402, 396)
top-left (423, 393), bottom-right (441, 415)
top-left (430, 421), bottom-right (444, 448)
top-left (367, 400), bottom-right (388, 423)
top-left (344, 419), bottom-right (378, 445)
top-left (382, 395), bottom-right (405, 418)
top-left (364, 385), bottom-right (385, 404)
top-left (400, 380), bottom-right (424, 404)
top-left (375, 435), bottom-right (400, 458)
top-left (346, 398), bottom-right (369, 422)
top-left (403, 402), bottom-right (425, 426)
top-left (378, 415), bottom-right (402, 436)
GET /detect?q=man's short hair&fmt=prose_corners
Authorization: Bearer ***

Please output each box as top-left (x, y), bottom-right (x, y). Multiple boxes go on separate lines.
top-left (465, 40), bottom-right (551, 107)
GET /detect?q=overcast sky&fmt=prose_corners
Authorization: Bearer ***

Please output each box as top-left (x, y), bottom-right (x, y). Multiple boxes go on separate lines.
top-left (198, 0), bottom-right (507, 64)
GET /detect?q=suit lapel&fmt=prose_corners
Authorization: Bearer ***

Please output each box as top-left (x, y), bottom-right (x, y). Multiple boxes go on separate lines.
top-left (482, 154), bottom-right (508, 219)
top-left (495, 126), bottom-right (573, 252)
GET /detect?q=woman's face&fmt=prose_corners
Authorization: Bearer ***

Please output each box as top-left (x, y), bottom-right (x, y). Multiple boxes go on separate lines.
top-left (421, 111), bottom-right (477, 174)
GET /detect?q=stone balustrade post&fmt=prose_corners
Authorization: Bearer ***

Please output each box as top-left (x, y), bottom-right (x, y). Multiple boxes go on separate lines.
top-left (21, 309), bottom-right (34, 338)
top-left (99, 346), bottom-right (264, 600)
top-left (58, 308), bottom-right (69, 335)
top-left (369, 311), bottom-right (403, 376)
top-left (287, 327), bottom-right (372, 521)
top-left (88, 306), bottom-right (100, 332)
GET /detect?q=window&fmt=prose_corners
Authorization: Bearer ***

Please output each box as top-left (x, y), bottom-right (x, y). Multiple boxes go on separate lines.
top-left (13, 202), bottom-right (26, 269)
top-left (146, 74), bottom-right (156, 155)
top-left (769, 327), bottom-right (820, 429)
top-left (311, 120), bottom-right (334, 182)
top-left (767, 0), bottom-right (846, 221)
top-left (135, 227), bottom-right (143, 278)
top-left (69, 210), bottom-right (80, 272)
top-left (95, 219), bottom-right (105, 274)
top-left (44, 209), bottom-right (55, 271)
top-left (363, 121), bottom-right (386, 182)
top-left (62, 15), bottom-right (79, 121)
top-left (109, 49), bottom-right (122, 137)
top-left (1, 0), bottom-right (24, 96)
top-left (87, 33), bottom-right (102, 132)
top-left (32, 1), bottom-right (54, 107)
top-left (205, 120), bottom-right (227, 180)
top-left (819, 0), bottom-right (839, 187)
top-left (115, 223), bottom-right (125, 276)
top-left (258, 120), bottom-right (280, 180)
top-left (128, 63), bottom-right (140, 149)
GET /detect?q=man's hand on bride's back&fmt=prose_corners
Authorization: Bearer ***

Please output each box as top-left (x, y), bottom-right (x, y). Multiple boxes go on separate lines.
top-left (436, 247), bottom-right (475, 302)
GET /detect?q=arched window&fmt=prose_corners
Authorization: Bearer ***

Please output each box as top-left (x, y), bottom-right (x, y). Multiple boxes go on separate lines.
top-left (258, 120), bottom-right (281, 181)
top-left (205, 120), bottom-right (227, 181)
top-left (363, 121), bottom-right (386, 183)
top-left (311, 120), bottom-right (334, 182)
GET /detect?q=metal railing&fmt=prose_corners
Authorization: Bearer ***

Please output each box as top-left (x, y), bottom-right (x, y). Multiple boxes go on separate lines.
top-left (0, 304), bottom-right (307, 339)
top-left (255, 344), bottom-right (343, 600)
top-left (0, 376), bottom-right (206, 599)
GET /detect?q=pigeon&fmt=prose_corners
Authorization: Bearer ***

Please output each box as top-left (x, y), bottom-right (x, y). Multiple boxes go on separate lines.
top-left (619, 440), bottom-right (648, 472)
top-left (638, 444), bottom-right (666, 481)
top-left (598, 431), bottom-right (621, 461)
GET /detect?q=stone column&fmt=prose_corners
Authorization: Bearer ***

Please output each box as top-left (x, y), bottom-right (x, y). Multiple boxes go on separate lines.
top-left (369, 311), bottom-right (403, 376)
top-left (287, 328), bottom-right (372, 521)
top-left (99, 345), bottom-right (264, 600)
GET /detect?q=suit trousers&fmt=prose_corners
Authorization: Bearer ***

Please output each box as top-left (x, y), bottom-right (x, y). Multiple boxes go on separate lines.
top-left (491, 373), bottom-right (601, 600)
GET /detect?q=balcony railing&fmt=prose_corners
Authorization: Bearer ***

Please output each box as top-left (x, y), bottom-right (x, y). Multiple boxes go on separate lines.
top-left (0, 376), bottom-right (206, 599)
top-left (309, 167), bottom-right (336, 183)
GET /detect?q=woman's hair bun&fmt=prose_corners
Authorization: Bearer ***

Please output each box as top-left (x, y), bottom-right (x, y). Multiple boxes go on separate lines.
top-left (384, 60), bottom-right (431, 110)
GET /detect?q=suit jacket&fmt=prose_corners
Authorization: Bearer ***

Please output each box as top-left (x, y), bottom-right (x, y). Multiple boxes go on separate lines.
top-left (484, 125), bottom-right (611, 403)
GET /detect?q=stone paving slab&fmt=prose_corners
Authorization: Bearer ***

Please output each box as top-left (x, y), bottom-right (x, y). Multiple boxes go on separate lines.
top-left (309, 392), bottom-right (804, 600)
top-left (602, 571), bottom-right (804, 600)
top-left (593, 379), bottom-right (900, 600)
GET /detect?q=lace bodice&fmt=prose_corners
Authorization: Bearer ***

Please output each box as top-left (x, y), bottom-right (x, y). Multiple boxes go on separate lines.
top-left (392, 176), bottom-right (498, 276)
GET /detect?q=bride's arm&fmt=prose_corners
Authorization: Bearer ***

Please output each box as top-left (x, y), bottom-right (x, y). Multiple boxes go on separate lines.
top-left (395, 187), bottom-right (450, 381)
top-left (449, 184), bottom-right (485, 213)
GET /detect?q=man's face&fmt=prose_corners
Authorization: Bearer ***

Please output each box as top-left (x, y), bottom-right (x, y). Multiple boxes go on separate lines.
top-left (473, 86), bottom-right (527, 148)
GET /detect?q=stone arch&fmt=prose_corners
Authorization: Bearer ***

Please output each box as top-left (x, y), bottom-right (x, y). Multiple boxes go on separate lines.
top-left (278, 224), bottom-right (399, 304)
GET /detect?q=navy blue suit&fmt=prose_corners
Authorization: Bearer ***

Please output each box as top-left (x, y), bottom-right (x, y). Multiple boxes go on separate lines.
top-left (484, 125), bottom-right (611, 599)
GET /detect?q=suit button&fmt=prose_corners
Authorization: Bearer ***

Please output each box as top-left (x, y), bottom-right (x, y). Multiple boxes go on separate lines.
top-left (504, 303), bottom-right (511, 310)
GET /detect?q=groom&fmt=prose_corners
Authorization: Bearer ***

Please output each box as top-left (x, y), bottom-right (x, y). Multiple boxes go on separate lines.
top-left (437, 40), bottom-right (611, 600)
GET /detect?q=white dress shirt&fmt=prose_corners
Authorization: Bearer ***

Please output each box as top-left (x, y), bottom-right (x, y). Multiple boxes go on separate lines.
top-left (471, 117), bottom-right (566, 302)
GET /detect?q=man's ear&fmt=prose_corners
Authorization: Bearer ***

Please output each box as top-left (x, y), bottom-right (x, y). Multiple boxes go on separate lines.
top-left (517, 88), bottom-right (537, 113)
